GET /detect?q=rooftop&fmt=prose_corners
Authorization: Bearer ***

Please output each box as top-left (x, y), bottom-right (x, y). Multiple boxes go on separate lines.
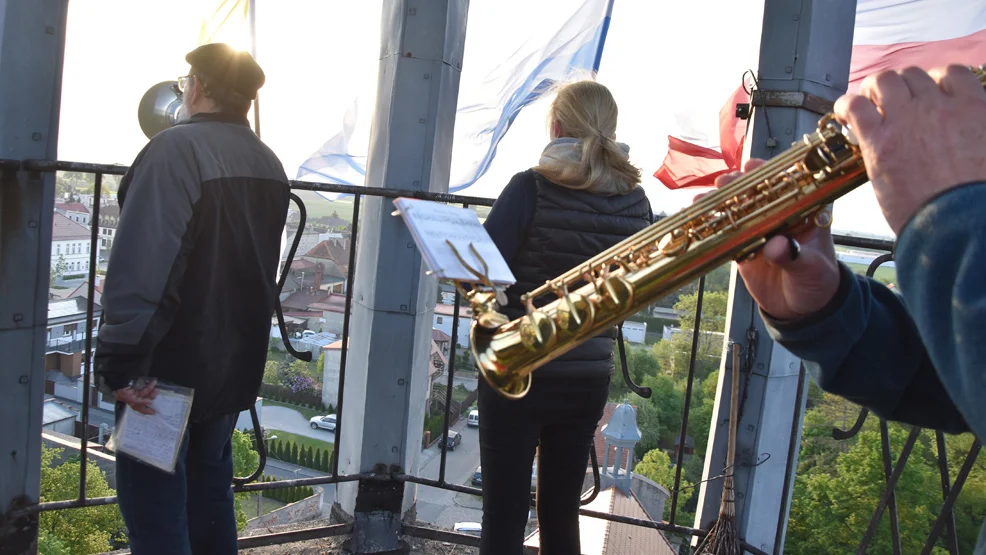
top-left (42, 398), bottom-right (78, 425)
top-left (51, 212), bottom-right (91, 240)
top-left (55, 202), bottom-right (89, 214)
top-left (47, 296), bottom-right (101, 324)
top-left (603, 402), bottom-right (642, 443)
top-left (431, 329), bottom-right (452, 342)
top-left (524, 486), bottom-right (676, 555)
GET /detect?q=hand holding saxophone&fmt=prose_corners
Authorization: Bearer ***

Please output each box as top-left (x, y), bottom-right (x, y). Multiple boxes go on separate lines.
top-left (702, 162), bottom-right (842, 322)
top-left (704, 63), bottom-right (986, 323)
top-left (835, 64), bottom-right (986, 235)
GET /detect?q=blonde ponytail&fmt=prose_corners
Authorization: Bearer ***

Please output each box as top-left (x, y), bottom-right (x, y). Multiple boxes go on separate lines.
top-left (533, 80), bottom-right (641, 192)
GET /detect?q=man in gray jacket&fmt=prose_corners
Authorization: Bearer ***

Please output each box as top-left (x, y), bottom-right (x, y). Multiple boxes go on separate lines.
top-left (94, 43), bottom-right (289, 555)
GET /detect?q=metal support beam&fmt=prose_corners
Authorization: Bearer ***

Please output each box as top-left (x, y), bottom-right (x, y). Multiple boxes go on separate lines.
top-left (335, 1), bottom-right (468, 553)
top-left (693, 1), bottom-right (856, 553)
top-left (0, 1), bottom-right (69, 553)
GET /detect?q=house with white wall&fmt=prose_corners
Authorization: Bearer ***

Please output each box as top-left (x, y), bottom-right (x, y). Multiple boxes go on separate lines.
top-left (621, 321), bottom-right (647, 344)
top-left (433, 304), bottom-right (471, 348)
top-left (51, 212), bottom-right (92, 276)
top-left (55, 202), bottom-right (90, 225)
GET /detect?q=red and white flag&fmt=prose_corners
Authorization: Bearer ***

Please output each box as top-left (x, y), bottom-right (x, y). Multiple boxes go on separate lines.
top-left (654, 0), bottom-right (986, 190)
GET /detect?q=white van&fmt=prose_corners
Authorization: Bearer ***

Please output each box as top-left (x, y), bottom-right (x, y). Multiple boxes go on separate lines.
top-left (467, 409), bottom-right (479, 428)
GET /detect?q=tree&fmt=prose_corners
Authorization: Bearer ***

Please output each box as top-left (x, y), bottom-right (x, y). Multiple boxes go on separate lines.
top-left (263, 361), bottom-right (280, 385)
top-left (652, 329), bottom-right (722, 382)
top-left (786, 427), bottom-right (943, 555)
top-left (635, 449), bottom-right (694, 521)
top-left (291, 443), bottom-right (300, 464)
top-left (686, 370), bottom-right (719, 457)
top-left (641, 374), bottom-right (684, 447)
top-left (50, 254), bottom-right (68, 285)
top-left (231, 429), bottom-right (260, 530)
top-left (675, 290), bottom-right (729, 333)
top-left (38, 528), bottom-right (71, 555)
top-left (634, 401), bottom-right (662, 460)
top-left (39, 446), bottom-right (125, 555)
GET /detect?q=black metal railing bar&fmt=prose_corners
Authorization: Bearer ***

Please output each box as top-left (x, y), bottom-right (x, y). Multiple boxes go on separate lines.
top-left (11, 157), bottom-right (946, 553)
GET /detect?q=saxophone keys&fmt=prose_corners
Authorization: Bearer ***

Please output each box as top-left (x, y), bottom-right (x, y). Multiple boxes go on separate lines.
top-left (556, 292), bottom-right (595, 334)
top-left (600, 276), bottom-right (634, 311)
top-left (519, 311), bottom-right (557, 352)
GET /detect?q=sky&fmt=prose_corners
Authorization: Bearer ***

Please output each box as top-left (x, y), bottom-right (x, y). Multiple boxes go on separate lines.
top-left (57, 0), bottom-right (894, 238)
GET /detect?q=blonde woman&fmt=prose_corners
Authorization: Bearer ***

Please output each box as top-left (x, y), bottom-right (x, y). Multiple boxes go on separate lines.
top-left (479, 80), bottom-right (654, 554)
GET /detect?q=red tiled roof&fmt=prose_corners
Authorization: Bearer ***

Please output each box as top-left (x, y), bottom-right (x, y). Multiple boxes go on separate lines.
top-left (432, 329), bottom-right (452, 342)
top-left (51, 212), bottom-right (90, 240)
top-left (281, 290), bottom-right (330, 311)
top-left (524, 486), bottom-right (676, 554)
top-left (309, 293), bottom-right (348, 314)
top-left (304, 239), bottom-right (350, 270)
top-left (56, 202), bottom-right (89, 214)
top-left (69, 279), bottom-right (104, 301)
top-left (287, 259), bottom-right (319, 270)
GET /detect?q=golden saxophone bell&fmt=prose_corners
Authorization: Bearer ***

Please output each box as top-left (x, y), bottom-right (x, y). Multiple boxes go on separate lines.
top-left (465, 64), bottom-right (986, 401)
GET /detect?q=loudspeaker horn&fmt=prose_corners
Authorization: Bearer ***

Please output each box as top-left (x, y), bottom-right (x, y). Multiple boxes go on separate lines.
top-left (137, 81), bottom-right (184, 139)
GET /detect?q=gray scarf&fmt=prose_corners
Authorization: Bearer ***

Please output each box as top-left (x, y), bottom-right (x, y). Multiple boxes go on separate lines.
top-left (537, 137), bottom-right (636, 195)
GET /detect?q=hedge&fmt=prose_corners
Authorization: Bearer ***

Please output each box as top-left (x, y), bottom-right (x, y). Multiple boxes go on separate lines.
top-left (258, 475), bottom-right (315, 504)
top-left (267, 438), bottom-right (332, 473)
top-left (259, 383), bottom-right (331, 411)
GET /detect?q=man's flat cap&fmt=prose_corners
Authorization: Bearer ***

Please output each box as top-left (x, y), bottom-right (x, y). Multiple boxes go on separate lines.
top-left (185, 43), bottom-right (265, 100)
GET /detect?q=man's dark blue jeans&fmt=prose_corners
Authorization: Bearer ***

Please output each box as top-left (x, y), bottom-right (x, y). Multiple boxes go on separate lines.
top-left (115, 404), bottom-right (239, 555)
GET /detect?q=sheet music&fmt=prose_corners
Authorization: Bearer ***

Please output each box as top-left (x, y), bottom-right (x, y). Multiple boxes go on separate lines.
top-left (393, 198), bottom-right (516, 285)
top-left (110, 385), bottom-right (193, 474)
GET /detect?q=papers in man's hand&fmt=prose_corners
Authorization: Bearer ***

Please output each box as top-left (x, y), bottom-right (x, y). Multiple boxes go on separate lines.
top-left (392, 198), bottom-right (515, 286)
top-left (108, 384), bottom-right (193, 474)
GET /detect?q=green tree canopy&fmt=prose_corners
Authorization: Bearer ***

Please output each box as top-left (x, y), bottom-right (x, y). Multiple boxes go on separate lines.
top-left (39, 446), bottom-right (125, 555)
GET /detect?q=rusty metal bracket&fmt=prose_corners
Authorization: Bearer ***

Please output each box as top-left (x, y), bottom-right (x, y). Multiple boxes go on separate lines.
top-left (751, 90), bottom-right (835, 115)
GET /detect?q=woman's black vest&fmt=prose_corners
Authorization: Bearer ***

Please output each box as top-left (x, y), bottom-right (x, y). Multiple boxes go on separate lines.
top-left (501, 170), bottom-right (652, 379)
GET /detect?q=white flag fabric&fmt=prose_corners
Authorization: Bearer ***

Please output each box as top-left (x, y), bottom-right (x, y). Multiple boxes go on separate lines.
top-left (296, 0), bottom-right (616, 198)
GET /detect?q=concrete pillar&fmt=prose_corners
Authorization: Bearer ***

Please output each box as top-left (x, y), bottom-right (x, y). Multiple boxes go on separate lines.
top-left (0, 1), bottom-right (69, 553)
top-left (693, 0), bottom-right (856, 552)
top-left (335, 1), bottom-right (468, 553)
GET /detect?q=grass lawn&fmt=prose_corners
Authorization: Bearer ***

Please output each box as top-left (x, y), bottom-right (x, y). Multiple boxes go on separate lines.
top-left (240, 494), bottom-right (285, 519)
top-left (845, 261), bottom-right (897, 284)
top-left (295, 189), bottom-right (493, 222)
top-left (293, 190), bottom-right (356, 221)
top-left (451, 386), bottom-right (471, 403)
top-left (266, 429), bottom-right (334, 460)
top-left (263, 398), bottom-right (324, 421)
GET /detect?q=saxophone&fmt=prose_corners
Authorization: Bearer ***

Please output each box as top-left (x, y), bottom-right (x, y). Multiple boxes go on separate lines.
top-left (464, 65), bottom-right (986, 400)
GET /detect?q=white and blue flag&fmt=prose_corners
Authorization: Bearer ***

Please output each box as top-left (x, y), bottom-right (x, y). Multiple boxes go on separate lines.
top-left (296, 0), bottom-right (616, 197)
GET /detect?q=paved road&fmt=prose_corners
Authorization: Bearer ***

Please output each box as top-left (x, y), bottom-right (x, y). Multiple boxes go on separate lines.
top-left (413, 419), bottom-right (484, 529)
top-left (262, 405), bottom-right (335, 443)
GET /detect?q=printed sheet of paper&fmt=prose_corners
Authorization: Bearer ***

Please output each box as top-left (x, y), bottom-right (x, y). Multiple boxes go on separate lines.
top-left (392, 198), bottom-right (516, 285)
top-left (110, 386), bottom-right (193, 474)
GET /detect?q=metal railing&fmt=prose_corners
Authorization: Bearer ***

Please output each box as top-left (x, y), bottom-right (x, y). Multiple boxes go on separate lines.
top-left (4, 157), bottom-right (979, 554)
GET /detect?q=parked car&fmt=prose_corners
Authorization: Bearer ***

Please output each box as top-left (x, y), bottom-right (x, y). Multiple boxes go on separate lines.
top-left (454, 522), bottom-right (482, 537)
top-left (472, 461), bottom-right (536, 491)
top-left (309, 414), bottom-right (336, 431)
top-left (442, 430), bottom-right (461, 451)
top-left (466, 409), bottom-right (479, 428)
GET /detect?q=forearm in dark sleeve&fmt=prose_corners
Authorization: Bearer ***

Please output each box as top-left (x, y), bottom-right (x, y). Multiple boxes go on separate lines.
top-left (763, 262), bottom-right (968, 434)
top-left (94, 138), bottom-right (201, 390)
top-left (895, 182), bottom-right (986, 440)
